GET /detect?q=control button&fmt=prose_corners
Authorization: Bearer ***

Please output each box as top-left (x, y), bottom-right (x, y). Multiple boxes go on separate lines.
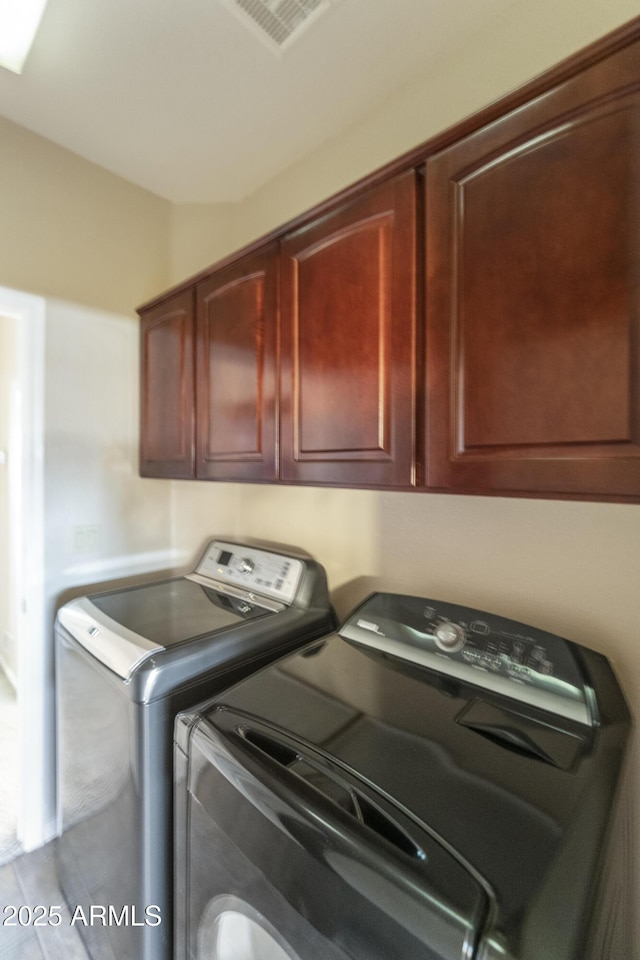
top-left (238, 557), bottom-right (255, 575)
top-left (471, 620), bottom-right (490, 635)
top-left (434, 621), bottom-right (466, 653)
top-left (541, 660), bottom-right (554, 675)
top-left (480, 655), bottom-right (501, 670)
top-left (532, 647), bottom-right (546, 661)
top-left (507, 664), bottom-right (533, 682)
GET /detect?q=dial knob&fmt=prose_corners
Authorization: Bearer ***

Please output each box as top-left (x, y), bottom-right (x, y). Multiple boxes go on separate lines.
top-left (238, 557), bottom-right (255, 575)
top-left (434, 621), bottom-right (466, 652)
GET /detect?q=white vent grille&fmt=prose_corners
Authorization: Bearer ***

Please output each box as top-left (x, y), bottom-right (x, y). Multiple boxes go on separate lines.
top-left (222, 0), bottom-right (331, 52)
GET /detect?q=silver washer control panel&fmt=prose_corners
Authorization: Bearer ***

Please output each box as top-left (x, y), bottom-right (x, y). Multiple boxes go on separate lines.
top-left (340, 594), bottom-right (593, 726)
top-left (192, 540), bottom-right (305, 606)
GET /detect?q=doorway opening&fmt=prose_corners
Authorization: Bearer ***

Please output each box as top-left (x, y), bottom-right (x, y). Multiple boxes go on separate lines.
top-left (0, 286), bottom-right (46, 863)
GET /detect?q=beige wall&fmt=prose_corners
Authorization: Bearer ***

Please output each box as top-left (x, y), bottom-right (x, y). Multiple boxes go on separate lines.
top-left (169, 203), bottom-right (237, 284)
top-left (168, 0), bottom-right (640, 283)
top-left (44, 301), bottom-right (175, 597)
top-left (169, 2), bottom-right (640, 955)
top-left (0, 116), bottom-right (171, 315)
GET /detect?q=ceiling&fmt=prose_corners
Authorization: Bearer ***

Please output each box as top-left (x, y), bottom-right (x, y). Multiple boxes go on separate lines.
top-left (0, 0), bottom-right (519, 203)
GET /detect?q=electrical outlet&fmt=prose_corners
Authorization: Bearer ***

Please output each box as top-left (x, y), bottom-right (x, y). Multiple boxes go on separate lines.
top-left (69, 524), bottom-right (101, 555)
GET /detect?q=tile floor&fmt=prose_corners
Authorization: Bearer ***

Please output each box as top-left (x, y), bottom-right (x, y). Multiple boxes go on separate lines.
top-left (0, 843), bottom-right (89, 959)
top-left (0, 670), bottom-right (88, 958)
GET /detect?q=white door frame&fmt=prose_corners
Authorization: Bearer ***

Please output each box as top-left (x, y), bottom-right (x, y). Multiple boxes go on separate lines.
top-left (0, 286), bottom-right (47, 851)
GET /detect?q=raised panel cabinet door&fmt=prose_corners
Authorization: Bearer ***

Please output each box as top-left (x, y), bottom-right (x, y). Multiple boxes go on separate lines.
top-left (425, 38), bottom-right (640, 501)
top-left (139, 290), bottom-right (195, 478)
top-left (195, 246), bottom-right (278, 481)
top-left (280, 171), bottom-right (418, 487)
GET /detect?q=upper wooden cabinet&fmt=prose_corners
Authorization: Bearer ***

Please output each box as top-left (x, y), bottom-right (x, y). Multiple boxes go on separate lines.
top-left (138, 19), bottom-right (640, 500)
top-left (424, 37), bottom-right (640, 500)
top-left (195, 246), bottom-right (278, 481)
top-left (139, 289), bottom-right (195, 479)
top-left (280, 171), bottom-right (418, 487)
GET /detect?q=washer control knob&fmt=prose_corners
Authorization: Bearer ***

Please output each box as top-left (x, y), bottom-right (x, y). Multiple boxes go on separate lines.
top-left (434, 621), bottom-right (467, 652)
top-left (238, 557), bottom-right (255, 575)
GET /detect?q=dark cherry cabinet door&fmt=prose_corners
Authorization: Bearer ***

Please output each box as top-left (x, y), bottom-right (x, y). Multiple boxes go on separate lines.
top-left (139, 290), bottom-right (195, 478)
top-left (425, 38), bottom-right (640, 500)
top-left (280, 171), bottom-right (418, 487)
top-left (195, 246), bottom-right (278, 481)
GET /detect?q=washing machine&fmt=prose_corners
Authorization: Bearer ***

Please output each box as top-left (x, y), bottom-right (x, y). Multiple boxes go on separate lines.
top-left (174, 592), bottom-right (631, 960)
top-left (55, 538), bottom-right (335, 960)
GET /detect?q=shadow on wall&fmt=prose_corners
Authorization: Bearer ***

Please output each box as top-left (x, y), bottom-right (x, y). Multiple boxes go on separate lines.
top-left (331, 576), bottom-right (385, 623)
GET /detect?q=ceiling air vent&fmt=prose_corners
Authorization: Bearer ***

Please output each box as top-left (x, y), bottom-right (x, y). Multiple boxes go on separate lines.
top-left (221, 0), bottom-right (333, 53)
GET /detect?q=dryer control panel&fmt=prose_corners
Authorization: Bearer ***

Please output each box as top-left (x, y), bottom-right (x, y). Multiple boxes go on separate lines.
top-left (340, 593), bottom-right (594, 726)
